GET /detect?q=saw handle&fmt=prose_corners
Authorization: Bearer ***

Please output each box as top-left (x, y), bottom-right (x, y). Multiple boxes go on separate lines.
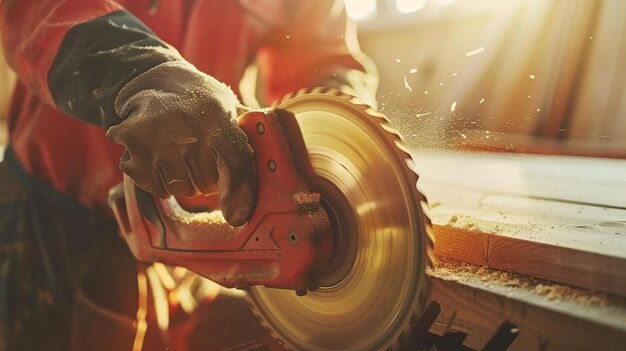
top-left (110, 110), bottom-right (305, 249)
top-left (109, 110), bottom-right (332, 289)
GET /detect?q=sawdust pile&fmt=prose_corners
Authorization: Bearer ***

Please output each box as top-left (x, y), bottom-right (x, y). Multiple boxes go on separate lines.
top-left (170, 210), bottom-right (226, 225)
top-left (446, 215), bottom-right (482, 231)
top-left (430, 258), bottom-right (615, 307)
top-left (167, 198), bottom-right (227, 225)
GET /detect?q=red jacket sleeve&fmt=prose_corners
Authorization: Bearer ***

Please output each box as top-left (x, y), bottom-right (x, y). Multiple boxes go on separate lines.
top-left (256, 0), bottom-right (377, 105)
top-left (0, 0), bottom-right (122, 104)
top-left (0, 0), bottom-right (180, 127)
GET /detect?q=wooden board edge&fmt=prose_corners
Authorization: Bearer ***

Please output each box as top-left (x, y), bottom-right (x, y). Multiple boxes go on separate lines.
top-left (433, 225), bottom-right (626, 298)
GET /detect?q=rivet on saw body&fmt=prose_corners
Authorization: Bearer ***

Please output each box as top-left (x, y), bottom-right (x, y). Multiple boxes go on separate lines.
top-left (256, 122), bottom-right (265, 134)
top-left (288, 232), bottom-right (298, 244)
top-left (268, 159), bottom-right (277, 171)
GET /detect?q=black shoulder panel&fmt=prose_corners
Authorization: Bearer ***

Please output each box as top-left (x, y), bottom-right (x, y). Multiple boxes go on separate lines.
top-left (48, 10), bottom-right (178, 128)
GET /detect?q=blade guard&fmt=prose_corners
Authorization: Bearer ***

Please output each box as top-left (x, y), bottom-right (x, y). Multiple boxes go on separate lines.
top-left (109, 110), bottom-right (332, 291)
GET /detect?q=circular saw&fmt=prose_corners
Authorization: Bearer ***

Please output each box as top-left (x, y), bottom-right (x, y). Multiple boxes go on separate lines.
top-left (109, 88), bottom-right (434, 350)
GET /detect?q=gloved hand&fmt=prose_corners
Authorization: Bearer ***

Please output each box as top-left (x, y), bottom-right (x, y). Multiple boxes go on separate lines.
top-left (106, 61), bottom-right (256, 226)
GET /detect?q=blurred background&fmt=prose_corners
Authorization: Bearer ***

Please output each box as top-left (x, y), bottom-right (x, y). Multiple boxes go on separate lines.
top-left (1, 0), bottom-right (625, 156)
top-left (351, 0), bottom-right (626, 156)
top-left (0, 41), bottom-right (12, 147)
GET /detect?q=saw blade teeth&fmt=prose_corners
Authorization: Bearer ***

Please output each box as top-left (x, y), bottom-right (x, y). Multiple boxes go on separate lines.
top-left (274, 92), bottom-right (295, 108)
top-left (421, 202), bottom-right (434, 235)
top-left (404, 158), bottom-right (419, 174)
top-left (395, 135), bottom-right (409, 148)
top-left (250, 86), bottom-right (435, 351)
top-left (379, 121), bottom-right (396, 135)
top-left (368, 110), bottom-right (389, 123)
top-left (311, 86), bottom-right (328, 94)
top-left (349, 97), bottom-right (364, 107)
top-left (395, 144), bottom-right (414, 162)
top-left (417, 184), bottom-right (430, 203)
top-left (425, 236), bottom-right (436, 269)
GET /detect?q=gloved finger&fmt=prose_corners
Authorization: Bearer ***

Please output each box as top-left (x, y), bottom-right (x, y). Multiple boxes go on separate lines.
top-left (119, 157), bottom-right (168, 199)
top-left (106, 121), bottom-right (135, 147)
top-left (182, 144), bottom-right (219, 195)
top-left (211, 126), bottom-right (257, 227)
top-left (106, 121), bottom-right (152, 160)
top-left (154, 159), bottom-right (198, 198)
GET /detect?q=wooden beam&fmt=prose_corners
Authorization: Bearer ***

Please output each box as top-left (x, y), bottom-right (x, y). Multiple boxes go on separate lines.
top-left (427, 260), bottom-right (626, 351)
top-left (433, 225), bottom-right (626, 298)
top-left (415, 151), bottom-right (626, 297)
top-left (415, 151), bottom-right (626, 209)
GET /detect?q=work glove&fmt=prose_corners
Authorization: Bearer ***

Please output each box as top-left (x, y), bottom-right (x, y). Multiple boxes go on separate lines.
top-left (106, 61), bottom-right (257, 226)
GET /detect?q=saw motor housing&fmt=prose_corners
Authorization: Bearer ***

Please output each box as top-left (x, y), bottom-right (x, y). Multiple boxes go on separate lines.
top-left (109, 110), bottom-right (333, 292)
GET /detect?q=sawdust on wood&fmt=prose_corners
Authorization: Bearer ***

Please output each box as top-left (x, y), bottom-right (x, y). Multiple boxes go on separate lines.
top-left (446, 214), bottom-right (482, 231)
top-left (429, 258), bottom-right (615, 307)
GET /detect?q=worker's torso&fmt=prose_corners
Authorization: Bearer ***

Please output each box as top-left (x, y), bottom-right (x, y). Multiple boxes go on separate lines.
top-left (8, 0), bottom-right (279, 210)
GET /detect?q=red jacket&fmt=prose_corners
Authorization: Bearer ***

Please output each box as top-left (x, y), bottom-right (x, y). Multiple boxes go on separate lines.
top-left (0, 0), bottom-right (370, 211)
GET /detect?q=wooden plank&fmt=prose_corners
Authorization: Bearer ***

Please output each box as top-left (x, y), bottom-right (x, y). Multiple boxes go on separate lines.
top-left (423, 183), bottom-right (626, 257)
top-left (414, 151), bottom-right (626, 209)
top-left (427, 260), bottom-right (626, 351)
top-left (433, 224), bottom-right (626, 298)
top-left (414, 151), bottom-right (626, 296)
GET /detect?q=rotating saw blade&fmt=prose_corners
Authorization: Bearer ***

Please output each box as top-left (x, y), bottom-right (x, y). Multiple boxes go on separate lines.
top-left (246, 88), bottom-right (435, 351)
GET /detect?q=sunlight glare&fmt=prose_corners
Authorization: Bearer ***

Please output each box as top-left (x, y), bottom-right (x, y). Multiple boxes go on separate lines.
top-left (396, 0), bottom-right (427, 14)
top-left (345, 0), bottom-right (377, 21)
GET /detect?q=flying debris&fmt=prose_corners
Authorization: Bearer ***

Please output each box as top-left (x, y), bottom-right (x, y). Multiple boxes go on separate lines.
top-left (465, 47), bottom-right (485, 57)
top-left (404, 76), bottom-right (413, 92)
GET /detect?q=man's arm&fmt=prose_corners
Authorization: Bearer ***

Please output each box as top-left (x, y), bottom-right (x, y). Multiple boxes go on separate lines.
top-left (0, 0), bottom-right (180, 127)
top-left (256, 0), bottom-right (378, 107)
top-left (1, 0), bottom-right (257, 225)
